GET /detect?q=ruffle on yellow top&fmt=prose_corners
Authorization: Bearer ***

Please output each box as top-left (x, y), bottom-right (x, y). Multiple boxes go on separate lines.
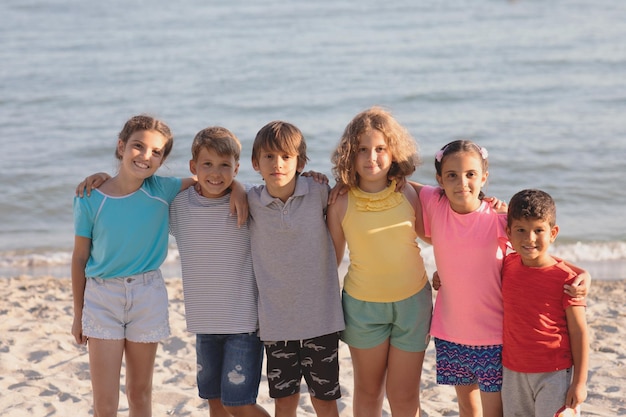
top-left (351, 180), bottom-right (405, 212)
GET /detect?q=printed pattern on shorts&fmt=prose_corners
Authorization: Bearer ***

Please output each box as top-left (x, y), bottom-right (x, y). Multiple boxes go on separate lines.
top-left (435, 338), bottom-right (502, 392)
top-left (265, 333), bottom-right (341, 400)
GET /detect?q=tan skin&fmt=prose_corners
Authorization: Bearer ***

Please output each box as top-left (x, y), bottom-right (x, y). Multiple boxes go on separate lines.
top-left (507, 217), bottom-right (588, 411)
top-left (252, 148), bottom-right (338, 417)
top-left (414, 150), bottom-right (589, 417)
top-left (327, 130), bottom-right (426, 417)
top-left (72, 130), bottom-right (198, 417)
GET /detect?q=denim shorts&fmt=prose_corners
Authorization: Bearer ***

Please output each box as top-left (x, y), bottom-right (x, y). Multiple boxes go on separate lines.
top-left (82, 269), bottom-right (170, 343)
top-left (435, 338), bottom-right (503, 392)
top-left (341, 283), bottom-right (433, 352)
top-left (196, 333), bottom-right (264, 406)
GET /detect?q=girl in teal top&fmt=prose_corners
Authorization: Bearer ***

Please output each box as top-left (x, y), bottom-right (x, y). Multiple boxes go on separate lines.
top-left (71, 115), bottom-right (195, 417)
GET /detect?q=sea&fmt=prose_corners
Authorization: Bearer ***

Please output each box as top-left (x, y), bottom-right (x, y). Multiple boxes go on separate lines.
top-left (1, 0), bottom-right (625, 280)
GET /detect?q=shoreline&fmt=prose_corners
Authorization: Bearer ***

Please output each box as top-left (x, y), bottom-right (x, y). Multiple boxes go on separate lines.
top-left (1, 275), bottom-right (624, 416)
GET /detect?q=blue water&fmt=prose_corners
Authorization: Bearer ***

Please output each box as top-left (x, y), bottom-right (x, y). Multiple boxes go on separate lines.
top-left (1, 0), bottom-right (625, 278)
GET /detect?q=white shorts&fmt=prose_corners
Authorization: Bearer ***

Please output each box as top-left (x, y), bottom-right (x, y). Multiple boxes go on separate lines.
top-left (82, 269), bottom-right (170, 342)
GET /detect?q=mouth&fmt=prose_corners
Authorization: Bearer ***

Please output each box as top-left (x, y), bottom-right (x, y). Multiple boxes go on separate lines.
top-left (134, 161), bottom-right (150, 169)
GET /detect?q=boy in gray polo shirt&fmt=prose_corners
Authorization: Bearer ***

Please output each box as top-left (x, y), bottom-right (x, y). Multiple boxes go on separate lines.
top-left (248, 121), bottom-right (345, 417)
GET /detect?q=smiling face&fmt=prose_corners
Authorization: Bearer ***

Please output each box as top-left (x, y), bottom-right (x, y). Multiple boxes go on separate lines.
top-left (507, 217), bottom-right (559, 267)
top-left (190, 147), bottom-right (239, 198)
top-left (117, 129), bottom-right (167, 180)
top-left (355, 129), bottom-right (393, 192)
top-left (436, 151), bottom-right (488, 214)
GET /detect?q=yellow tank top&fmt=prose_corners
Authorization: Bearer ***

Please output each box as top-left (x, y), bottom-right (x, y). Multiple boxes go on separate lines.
top-left (342, 182), bottom-right (427, 302)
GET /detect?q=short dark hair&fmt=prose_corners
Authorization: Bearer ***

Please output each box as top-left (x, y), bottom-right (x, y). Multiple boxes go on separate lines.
top-left (507, 189), bottom-right (557, 227)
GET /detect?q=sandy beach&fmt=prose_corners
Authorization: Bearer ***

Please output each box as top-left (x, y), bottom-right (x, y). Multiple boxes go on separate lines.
top-left (1, 274), bottom-right (624, 416)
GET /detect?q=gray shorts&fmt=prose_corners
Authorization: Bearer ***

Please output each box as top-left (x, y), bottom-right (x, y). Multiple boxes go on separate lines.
top-left (502, 366), bottom-right (573, 416)
top-left (82, 270), bottom-right (170, 342)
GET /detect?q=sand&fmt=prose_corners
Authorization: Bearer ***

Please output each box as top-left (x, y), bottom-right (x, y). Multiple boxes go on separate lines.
top-left (1, 275), bottom-right (624, 416)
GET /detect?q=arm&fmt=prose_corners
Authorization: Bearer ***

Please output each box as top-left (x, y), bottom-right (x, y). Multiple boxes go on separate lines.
top-left (76, 173), bottom-right (112, 197)
top-left (228, 180), bottom-right (249, 227)
top-left (71, 236), bottom-right (91, 345)
top-left (406, 181), bottom-right (432, 245)
top-left (564, 305), bottom-right (588, 409)
top-left (326, 193), bottom-right (348, 266)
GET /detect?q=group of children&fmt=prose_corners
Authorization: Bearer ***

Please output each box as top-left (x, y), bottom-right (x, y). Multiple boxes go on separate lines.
top-left (72, 108), bottom-right (589, 417)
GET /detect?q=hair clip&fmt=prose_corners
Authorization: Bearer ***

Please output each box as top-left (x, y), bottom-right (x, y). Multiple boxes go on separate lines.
top-left (479, 146), bottom-right (488, 159)
top-left (435, 149), bottom-right (445, 162)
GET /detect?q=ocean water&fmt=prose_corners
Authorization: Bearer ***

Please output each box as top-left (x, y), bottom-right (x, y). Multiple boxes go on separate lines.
top-left (1, 0), bottom-right (625, 279)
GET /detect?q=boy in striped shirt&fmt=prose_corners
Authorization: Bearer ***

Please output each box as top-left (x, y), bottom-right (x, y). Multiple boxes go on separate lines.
top-left (169, 127), bottom-right (270, 417)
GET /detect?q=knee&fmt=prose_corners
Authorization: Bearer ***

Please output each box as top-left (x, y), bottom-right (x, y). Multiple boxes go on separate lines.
top-left (274, 394), bottom-right (300, 412)
top-left (125, 383), bottom-right (151, 408)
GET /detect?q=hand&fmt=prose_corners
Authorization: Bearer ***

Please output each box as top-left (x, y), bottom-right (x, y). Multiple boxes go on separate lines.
top-left (564, 272), bottom-right (590, 299)
top-left (432, 271), bottom-right (441, 290)
top-left (328, 183), bottom-right (349, 205)
top-left (483, 196), bottom-right (508, 214)
top-left (71, 317), bottom-right (87, 345)
top-left (76, 172), bottom-right (111, 197)
top-left (564, 381), bottom-right (586, 411)
top-left (393, 176), bottom-right (407, 191)
top-left (301, 170), bottom-right (329, 184)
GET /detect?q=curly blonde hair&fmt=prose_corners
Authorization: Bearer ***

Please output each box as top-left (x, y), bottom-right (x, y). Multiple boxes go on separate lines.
top-left (331, 106), bottom-right (420, 188)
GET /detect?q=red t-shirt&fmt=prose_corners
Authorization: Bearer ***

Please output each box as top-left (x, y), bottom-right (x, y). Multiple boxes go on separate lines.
top-left (502, 253), bottom-right (586, 373)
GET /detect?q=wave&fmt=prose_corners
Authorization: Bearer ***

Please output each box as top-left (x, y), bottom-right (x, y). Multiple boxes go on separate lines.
top-left (1, 241), bottom-right (625, 280)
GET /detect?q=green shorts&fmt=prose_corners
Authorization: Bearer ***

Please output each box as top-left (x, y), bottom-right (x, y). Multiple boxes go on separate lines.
top-left (341, 283), bottom-right (432, 352)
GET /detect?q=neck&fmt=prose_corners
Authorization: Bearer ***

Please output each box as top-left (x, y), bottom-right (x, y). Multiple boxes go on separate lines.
top-left (266, 176), bottom-right (297, 203)
top-left (104, 173), bottom-right (144, 196)
top-left (358, 178), bottom-right (389, 193)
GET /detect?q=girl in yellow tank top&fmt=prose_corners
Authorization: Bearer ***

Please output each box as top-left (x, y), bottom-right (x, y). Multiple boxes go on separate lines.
top-left (327, 106), bottom-right (432, 417)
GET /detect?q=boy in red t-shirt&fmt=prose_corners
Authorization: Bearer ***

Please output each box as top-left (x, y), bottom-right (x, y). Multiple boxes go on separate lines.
top-left (502, 189), bottom-right (588, 416)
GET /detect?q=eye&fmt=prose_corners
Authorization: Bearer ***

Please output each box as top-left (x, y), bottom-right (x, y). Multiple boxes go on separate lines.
top-left (153, 150), bottom-right (162, 157)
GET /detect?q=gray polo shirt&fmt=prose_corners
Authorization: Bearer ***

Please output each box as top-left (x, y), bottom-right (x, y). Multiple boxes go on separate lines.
top-left (248, 176), bottom-right (345, 341)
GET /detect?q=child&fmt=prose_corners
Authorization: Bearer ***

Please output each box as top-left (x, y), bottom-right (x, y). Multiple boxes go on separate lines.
top-left (502, 189), bottom-right (588, 416)
top-left (71, 115), bottom-right (196, 416)
top-left (326, 107), bottom-right (432, 417)
top-left (414, 140), bottom-right (589, 417)
top-left (247, 121), bottom-right (345, 417)
top-left (168, 127), bottom-right (270, 417)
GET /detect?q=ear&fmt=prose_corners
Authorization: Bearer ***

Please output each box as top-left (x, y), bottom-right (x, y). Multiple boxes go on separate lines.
top-left (506, 225), bottom-right (512, 240)
top-left (117, 140), bottom-right (125, 157)
top-left (189, 159), bottom-right (197, 176)
top-left (233, 162), bottom-right (240, 176)
top-left (252, 158), bottom-right (260, 172)
top-left (550, 224), bottom-right (559, 242)
top-left (481, 170), bottom-right (489, 186)
top-left (436, 173), bottom-right (443, 187)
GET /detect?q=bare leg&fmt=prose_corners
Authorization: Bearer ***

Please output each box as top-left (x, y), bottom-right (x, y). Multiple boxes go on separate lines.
top-left (310, 397), bottom-right (339, 417)
top-left (386, 346), bottom-right (425, 417)
top-left (224, 403), bottom-right (272, 417)
top-left (274, 393), bottom-right (299, 417)
top-left (455, 384), bottom-right (483, 417)
top-left (209, 398), bottom-right (233, 417)
top-left (88, 338), bottom-right (125, 417)
top-left (349, 341), bottom-right (389, 417)
top-left (124, 340), bottom-right (158, 417)
top-left (480, 391), bottom-right (502, 417)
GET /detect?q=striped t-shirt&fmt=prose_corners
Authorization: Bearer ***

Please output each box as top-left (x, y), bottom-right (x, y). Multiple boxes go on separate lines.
top-left (169, 187), bottom-right (258, 334)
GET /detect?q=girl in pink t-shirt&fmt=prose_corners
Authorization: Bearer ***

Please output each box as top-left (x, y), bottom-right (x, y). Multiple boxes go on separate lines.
top-left (413, 140), bottom-right (507, 417)
top-left (412, 140), bottom-right (588, 417)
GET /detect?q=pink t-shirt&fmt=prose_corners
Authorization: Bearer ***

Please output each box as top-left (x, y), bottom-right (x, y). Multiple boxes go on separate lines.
top-left (420, 185), bottom-right (508, 346)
